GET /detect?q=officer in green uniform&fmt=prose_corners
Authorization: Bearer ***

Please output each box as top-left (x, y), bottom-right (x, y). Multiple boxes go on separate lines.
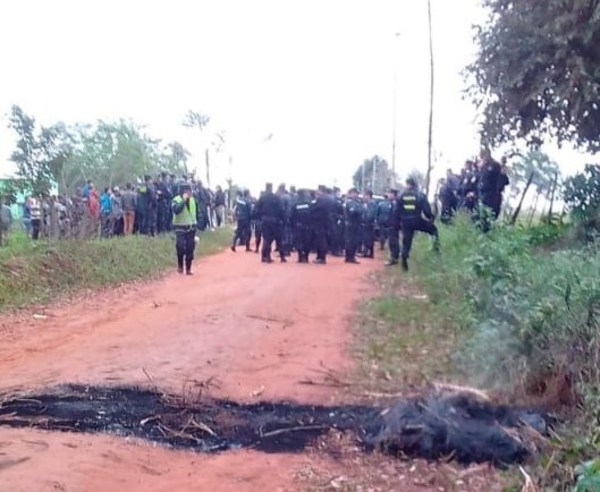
top-left (171, 183), bottom-right (200, 275)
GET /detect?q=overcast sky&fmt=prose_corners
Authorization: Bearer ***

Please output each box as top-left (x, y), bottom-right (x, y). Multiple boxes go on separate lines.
top-left (0, 0), bottom-right (594, 193)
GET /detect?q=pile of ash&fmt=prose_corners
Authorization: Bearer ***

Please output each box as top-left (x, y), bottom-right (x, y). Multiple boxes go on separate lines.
top-left (0, 384), bottom-right (548, 466)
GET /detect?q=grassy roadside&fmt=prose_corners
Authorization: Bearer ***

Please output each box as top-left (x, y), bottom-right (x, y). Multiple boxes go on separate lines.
top-left (0, 228), bottom-right (231, 312)
top-left (352, 216), bottom-right (600, 491)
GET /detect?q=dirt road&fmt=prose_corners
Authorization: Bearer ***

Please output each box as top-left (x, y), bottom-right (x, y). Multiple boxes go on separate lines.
top-left (0, 248), bottom-right (381, 491)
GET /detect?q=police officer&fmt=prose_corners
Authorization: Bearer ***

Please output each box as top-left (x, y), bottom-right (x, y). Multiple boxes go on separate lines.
top-left (255, 183), bottom-right (286, 263)
top-left (438, 178), bottom-right (458, 225)
top-left (384, 189), bottom-right (401, 266)
top-left (231, 190), bottom-right (252, 252)
top-left (138, 175), bottom-right (157, 235)
top-left (397, 177), bottom-right (439, 271)
top-left (344, 188), bottom-right (363, 264)
top-left (277, 184), bottom-right (293, 257)
top-left (362, 190), bottom-right (377, 258)
top-left (250, 195), bottom-right (262, 253)
top-left (156, 172), bottom-right (172, 234)
top-left (310, 186), bottom-right (331, 264)
top-left (171, 183), bottom-right (200, 275)
top-left (376, 191), bottom-right (393, 251)
top-left (291, 189), bottom-right (313, 263)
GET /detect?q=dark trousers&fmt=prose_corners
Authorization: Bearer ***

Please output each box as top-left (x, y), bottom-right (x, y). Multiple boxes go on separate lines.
top-left (313, 225), bottom-right (328, 261)
top-left (176, 230), bottom-right (196, 272)
top-left (379, 226), bottom-right (389, 249)
top-left (157, 200), bottom-right (169, 234)
top-left (345, 223), bottom-right (361, 261)
top-left (261, 218), bottom-right (283, 261)
top-left (401, 219), bottom-right (438, 260)
top-left (31, 219), bottom-right (41, 240)
top-left (233, 220), bottom-right (251, 249)
top-left (252, 221), bottom-right (262, 251)
top-left (387, 226), bottom-right (400, 260)
top-left (362, 224), bottom-right (375, 256)
top-left (294, 224), bottom-right (312, 261)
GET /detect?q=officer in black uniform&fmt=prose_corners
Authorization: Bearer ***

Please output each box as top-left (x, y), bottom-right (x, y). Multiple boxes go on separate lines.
top-left (376, 192), bottom-right (393, 251)
top-left (156, 172), bottom-right (172, 234)
top-left (384, 189), bottom-right (400, 266)
top-left (251, 195), bottom-right (262, 253)
top-left (138, 175), bottom-right (157, 235)
top-left (255, 183), bottom-right (286, 263)
top-left (397, 177), bottom-right (439, 271)
top-left (362, 190), bottom-right (377, 258)
top-left (291, 189), bottom-right (313, 263)
top-left (344, 188), bottom-right (363, 264)
top-left (310, 186), bottom-right (331, 264)
top-left (231, 190), bottom-right (252, 252)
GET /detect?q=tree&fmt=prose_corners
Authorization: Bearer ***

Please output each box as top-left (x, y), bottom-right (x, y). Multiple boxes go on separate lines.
top-left (7, 105), bottom-right (71, 196)
top-left (508, 150), bottom-right (561, 223)
top-left (467, 0), bottom-right (600, 152)
top-left (60, 120), bottom-right (185, 192)
top-left (563, 164), bottom-right (600, 223)
top-left (182, 110), bottom-right (211, 185)
top-left (163, 141), bottom-right (191, 175)
top-left (352, 156), bottom-right (395, 195)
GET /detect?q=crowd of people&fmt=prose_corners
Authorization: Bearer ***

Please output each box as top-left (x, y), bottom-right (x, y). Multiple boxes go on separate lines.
top-left (20, 172), bottom-right (228, 240)
top-left (229, 149), bottom-right (510, 271)
top-left (14, 149), bottom-right (510, 274)
top-left (436, 149), bottom-right (510, 227)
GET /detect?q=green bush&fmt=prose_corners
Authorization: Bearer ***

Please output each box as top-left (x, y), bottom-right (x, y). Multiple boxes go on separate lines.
top-left (411, 215), bottom-right (600, 398)
top-left (0, 229), bottom-right (230, 311)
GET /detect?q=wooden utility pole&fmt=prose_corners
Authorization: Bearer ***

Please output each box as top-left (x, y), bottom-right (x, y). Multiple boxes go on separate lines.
top-left (424, 0), bottom-right (435, 197)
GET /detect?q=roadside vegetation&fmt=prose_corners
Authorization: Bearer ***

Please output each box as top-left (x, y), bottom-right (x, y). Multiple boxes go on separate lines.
top-left (356, 201), bottom-right (600, 490)
top-left (0, 228), bottom-right (230, 311)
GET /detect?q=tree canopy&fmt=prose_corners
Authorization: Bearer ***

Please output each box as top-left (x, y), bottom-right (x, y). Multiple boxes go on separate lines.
top-left (352, 156), bottom-right (394, 195)
top-left (7, 106), bottom-right (188, 195)
top-left (468, 0), bottom-right (600, 152)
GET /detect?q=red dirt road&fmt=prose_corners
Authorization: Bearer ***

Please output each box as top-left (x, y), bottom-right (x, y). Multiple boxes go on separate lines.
top-left (0, 249), bottom-right (380, 491)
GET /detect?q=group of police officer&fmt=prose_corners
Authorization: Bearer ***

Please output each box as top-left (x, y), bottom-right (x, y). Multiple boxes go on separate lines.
top-left (229, 178), bottom-right (438, 271)
top-left (131, 172), bottom-right (220, 236)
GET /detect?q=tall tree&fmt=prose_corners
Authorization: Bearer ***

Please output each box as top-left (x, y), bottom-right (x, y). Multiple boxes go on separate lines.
top-left (182, 110), bottom-right (211, 184)
top-left (7, 105), bottom-right (71, 196)
top-left (163, 141), bottom-right (191, 175)
top-left (352, 156), bottom-right (395, 195)
top-left (467, 0), bottom-right (600, 152)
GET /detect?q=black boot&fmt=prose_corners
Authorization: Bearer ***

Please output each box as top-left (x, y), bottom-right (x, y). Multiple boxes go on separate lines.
top-left (185, 258), bottom-right (193, 275)
top-left (401, 258), bottom-right (409, 271)
top-left (177, 254), bottom-right (184, 274)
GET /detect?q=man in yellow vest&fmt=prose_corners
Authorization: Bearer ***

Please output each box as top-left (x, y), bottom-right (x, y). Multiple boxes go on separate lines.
top-left (171, 183), bottom-right (200, 275)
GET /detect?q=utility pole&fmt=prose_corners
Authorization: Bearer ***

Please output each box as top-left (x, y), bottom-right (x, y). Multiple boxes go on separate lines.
top-left (391, 32), bottom-right (401, 188)
top-left (424, 0), bottom-right (435, 197)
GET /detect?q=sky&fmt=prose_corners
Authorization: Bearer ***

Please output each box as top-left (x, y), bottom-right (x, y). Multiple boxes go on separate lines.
top-left (0, 0), bottom-right (595, 194)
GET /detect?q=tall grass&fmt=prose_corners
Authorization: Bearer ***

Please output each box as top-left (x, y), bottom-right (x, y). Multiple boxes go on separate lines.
top-left (0, 228), bottom-right (231, 311)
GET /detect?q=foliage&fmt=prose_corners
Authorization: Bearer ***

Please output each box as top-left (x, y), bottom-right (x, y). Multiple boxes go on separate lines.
top-left (0, 228), bottom-right (230, 311)
top-left (564, 164), bottom-right (600, 223)
top-left (573, 459), bottom-right (600, 492)
top-left (61, 120), bottom-right (186, 191)
top-left (7, 106), bottom-right (190, 195)
top-left (511, 150), bottom-right (560, 194)
top-left (352, 155), bottom-right (395, 195)
top-left (468, 0), bottom-right (600, 152)
top-left (406, 216), bottom-right (600, 489)
top-left (7, 105), bottom-right (72, 196)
